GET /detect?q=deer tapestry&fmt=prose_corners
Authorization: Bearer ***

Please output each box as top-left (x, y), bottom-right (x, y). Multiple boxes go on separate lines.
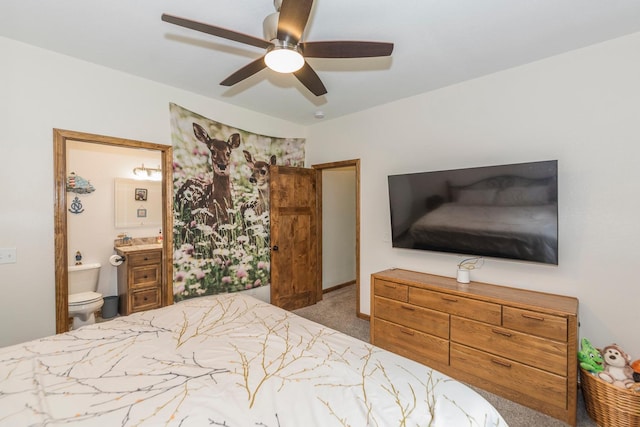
top-left (170, 103), bottom-right (305, 301)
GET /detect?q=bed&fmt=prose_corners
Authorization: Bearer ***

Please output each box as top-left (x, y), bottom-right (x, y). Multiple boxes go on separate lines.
top-left (0, 293), bottom-right (507, 426)
top-left (409, 175), bottom-right (558, 264)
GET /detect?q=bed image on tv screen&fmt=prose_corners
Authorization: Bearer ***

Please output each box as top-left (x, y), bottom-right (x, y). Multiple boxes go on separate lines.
top-left (388, 160), bottom-right (558, 264)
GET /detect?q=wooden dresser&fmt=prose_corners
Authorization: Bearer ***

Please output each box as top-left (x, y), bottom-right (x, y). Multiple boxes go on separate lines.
top-left (115, 245), bottom-right (163, 315)
top-left (370, 268), bottom-right (579, 426)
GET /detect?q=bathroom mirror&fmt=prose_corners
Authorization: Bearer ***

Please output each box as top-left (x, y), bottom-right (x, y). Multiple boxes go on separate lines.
top-left (114, 178), bottom-right (162, 228)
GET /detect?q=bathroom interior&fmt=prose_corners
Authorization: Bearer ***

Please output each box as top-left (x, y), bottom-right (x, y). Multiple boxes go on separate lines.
top-left (66, 139), bottom-right (164, 329)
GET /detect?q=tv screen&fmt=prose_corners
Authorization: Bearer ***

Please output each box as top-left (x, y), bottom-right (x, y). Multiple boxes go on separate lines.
top-left (388, 160), bottom-right (558, 264)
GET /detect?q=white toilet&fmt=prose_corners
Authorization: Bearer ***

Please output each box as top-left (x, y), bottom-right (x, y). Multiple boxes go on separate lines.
top-left (68, 262), bottom-right (104, 329)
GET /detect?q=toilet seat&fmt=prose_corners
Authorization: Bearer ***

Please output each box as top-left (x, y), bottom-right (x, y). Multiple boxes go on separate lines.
top-left (69, 291), bottom-right (103, 306)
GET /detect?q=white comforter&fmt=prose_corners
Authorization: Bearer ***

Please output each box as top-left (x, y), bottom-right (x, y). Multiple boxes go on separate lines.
top-left (0, 293), bottom-right (507, 426)
top-left (411, 203), bottom-right (557, 238)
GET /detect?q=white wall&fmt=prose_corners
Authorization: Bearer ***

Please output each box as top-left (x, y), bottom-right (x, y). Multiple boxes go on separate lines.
top-left (0, 36), bottom-right (305, 347)
top-left (322, 167), bottom-right (356, 290)
top-left (307, 32), bottom-right (640, 357)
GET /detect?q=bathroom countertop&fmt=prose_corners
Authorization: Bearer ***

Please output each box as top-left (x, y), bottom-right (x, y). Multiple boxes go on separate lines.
top-left (115, 243), bottom-right (163, 253)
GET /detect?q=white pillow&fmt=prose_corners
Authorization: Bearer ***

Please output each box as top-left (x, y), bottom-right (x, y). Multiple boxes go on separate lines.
top-left (456, 189), bottom-right (497, 205)
top-left (495, 186), bottom-right (549, 206)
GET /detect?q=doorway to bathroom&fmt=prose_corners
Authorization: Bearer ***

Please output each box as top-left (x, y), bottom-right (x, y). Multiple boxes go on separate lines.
top-left (53, 129), bottom-right (173, 333)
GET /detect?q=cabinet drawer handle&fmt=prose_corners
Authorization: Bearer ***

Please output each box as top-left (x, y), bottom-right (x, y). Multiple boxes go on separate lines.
top-left (441, 296), bottom-right (458, 302)
top-left (143, 257), bottom-right (149, 261)
top-left (492, 329), bottom-right (512, 337)
top-left (401, 305), bottom-right (415, 311)
top-left (491, 359), bottom-right (512, 368)
top-left (521, 313), bottom-right (545, 321)
top-left (384, 284), bottom-right (396, 289)
top-left (399, 329), bottom-right (415, 336)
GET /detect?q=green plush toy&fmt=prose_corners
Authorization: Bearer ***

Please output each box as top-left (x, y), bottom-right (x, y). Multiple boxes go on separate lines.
top-left (578, 338), bottom-right (604, 373)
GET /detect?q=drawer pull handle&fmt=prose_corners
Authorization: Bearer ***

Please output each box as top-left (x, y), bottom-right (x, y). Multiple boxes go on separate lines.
top-left (400, 329), bottom-right (415, 336)
top-left (384, 284), bottom-right (396, 289)
top-left (401, 305), bottom-right (415, 311)
top-left (441, 296), bottom-right (458, 302)
top-left (491, 359), bottom-right (512, 368)
top-left (492, 329), bottom-right (512, 337)
top-left (521, 313), bottom-right (545, 321)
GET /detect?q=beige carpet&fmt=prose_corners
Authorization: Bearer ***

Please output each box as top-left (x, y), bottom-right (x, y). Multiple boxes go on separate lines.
top-left (293, 284), bottom-right (597, 427)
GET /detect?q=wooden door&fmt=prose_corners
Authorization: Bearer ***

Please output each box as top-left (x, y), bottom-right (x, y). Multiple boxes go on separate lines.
top-left (269, 165), bottom-right (318, 310)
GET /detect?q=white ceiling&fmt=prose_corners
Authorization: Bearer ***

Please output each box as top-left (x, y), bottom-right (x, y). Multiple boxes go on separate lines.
top-left (2, 0), bottom-right (640, 125)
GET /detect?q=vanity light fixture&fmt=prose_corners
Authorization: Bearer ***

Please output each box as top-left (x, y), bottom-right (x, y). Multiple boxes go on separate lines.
top-left (133, 164), bottom-right (162, 179)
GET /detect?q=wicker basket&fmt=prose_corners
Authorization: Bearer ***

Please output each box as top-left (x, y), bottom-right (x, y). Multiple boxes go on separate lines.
top-left (580, 367), bottom-right (640, 426)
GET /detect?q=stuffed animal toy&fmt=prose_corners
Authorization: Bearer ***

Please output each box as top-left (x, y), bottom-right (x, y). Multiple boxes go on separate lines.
top-left (577, 338), bottom-right (604, 373)
top-left (598, 344), bottom-right (635, 389)
top-left (632, 359), bottom-right (640, 382)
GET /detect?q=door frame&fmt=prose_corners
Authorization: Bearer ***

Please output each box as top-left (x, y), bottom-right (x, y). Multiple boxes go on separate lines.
top-left (311, 159), bottom-right (363, 318)
top-left (53, 129), bottom-right (173, 333)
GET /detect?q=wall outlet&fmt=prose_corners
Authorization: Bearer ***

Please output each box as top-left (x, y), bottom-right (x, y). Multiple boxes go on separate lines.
top-left (0, 248), bottom-right (17, 264)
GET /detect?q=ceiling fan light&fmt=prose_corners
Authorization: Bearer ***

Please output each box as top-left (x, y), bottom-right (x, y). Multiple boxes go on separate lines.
top-left (265, 44), bottom-right (304, 73)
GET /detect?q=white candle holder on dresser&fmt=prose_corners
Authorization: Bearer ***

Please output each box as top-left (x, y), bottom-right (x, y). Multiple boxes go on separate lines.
top-left (456, 268), bottom-right (470, 283)
top-left (456, 257), bottom-right (484, 284)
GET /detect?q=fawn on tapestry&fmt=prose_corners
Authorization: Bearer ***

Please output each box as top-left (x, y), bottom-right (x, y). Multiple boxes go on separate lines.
top-left (170, 103), bottom-right (305, 301)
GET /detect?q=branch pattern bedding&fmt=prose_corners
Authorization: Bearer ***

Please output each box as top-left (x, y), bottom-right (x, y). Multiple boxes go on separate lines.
top-left (0, 293), bottom-right (506, 426)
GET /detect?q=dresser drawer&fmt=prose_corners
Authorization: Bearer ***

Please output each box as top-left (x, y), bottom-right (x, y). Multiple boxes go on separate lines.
top-left (374, 296), bottom-right (449, 339)
top-left (451, 316), bottom-right (568, 376)
top-left (450, 343), bottom-right (567, 411)
top-left (373, 279), bottom-right (408, 302)
top-left (503, 307), bottom-right (567, 342)
top-left (373, 318), bottom-right (449, 367)
top-left (128, 250), bottom-right (162, 266)
top-left (131, 287), bottom-right (161, 312)
top-left (130, 265), bottom-right (161, 288)
top-left (409, 288), bottom-right (501, 325)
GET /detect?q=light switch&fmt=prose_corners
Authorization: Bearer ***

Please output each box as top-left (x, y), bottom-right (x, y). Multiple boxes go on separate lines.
top-left (0, 248), bottom-right (17, 264)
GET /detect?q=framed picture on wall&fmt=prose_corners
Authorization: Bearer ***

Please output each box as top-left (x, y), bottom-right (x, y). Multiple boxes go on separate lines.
top-left (135, 188), bottom-right (147, 201)
top-left (137, 208), bottom-right (147, 218)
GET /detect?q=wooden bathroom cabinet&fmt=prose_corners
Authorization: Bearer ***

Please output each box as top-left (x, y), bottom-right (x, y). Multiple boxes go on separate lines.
top-left (115, 245), bottom-right (163, 315)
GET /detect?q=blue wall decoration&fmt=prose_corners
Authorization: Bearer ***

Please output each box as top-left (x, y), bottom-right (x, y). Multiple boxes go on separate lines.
top-left (67, 172), bottom-right (94, 214)
top-left (66, 172), bottom-right (95, 194)
top-left (69, 196), bottom-right (84, 214)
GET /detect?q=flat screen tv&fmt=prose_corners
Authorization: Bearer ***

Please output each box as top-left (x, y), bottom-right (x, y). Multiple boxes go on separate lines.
top-left (388, 160), bottom-right (558, 264)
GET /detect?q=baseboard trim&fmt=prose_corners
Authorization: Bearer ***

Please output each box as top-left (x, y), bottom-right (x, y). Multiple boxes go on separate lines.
top-left (322, 280), bottom-right (356, 294)
top-left (322, 279), bottom-right (369, 322)
top-left (357, 312), bottom-right (370, 321)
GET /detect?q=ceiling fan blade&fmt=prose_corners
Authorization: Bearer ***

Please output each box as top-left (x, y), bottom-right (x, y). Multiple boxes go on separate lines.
top-left (220, 57), bottom-right (267, 86)
top-left (277, 0), bottom-right (313, 45)
top-left (293, 62), bottom-right (327, 96)
top-left (301, 41), bottom-right (394, 58)
top-left (162, 14), bottom-right (271, 50)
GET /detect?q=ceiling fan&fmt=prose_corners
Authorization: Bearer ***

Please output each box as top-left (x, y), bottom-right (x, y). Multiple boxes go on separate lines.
top-left (161, 0), bottom-right (394, 96)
